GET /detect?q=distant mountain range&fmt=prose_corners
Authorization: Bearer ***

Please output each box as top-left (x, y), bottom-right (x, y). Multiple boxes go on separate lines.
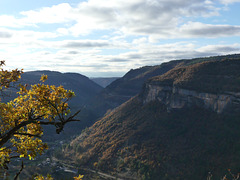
top-left (17, 70), bottom-right (103, 140)
top-left (21, 70), bottom-right (103, 106)
top-left (62, 55), bottom-right (240, 179)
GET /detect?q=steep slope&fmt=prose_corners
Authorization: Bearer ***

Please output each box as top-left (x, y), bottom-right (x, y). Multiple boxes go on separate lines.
top-left (85, 54), bottom-right (240, 122)
top-left (63, 58), bottom-right (240, 180)
top-left (85, 60), bottom-right (186, 121)
top-left (143, 59), bottom-right (240, 113)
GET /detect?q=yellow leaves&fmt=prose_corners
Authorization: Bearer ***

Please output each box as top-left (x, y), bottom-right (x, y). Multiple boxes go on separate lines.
top-left (34, 174), bottom-right (53, 180)
top-left (18, 84), bottom-right (28, 95)
top-left (74, 175), bottom-right (84, 180)
top-left (40, 74), bottom-right (48, 82)
top-left (0, 63), bottom-right (77, 177)
top-left (14, 136), bottom-right (48, 161)
top-left (28, 154), bottom-right (34, 160)
top-left (68, 90), bottom-right (75, 98)
top-left (0, 62), bottom-right (23, 88)
top-left (19, 154), bottom-right (24, 158)
top-left (0, 148), bottom-right (11, 167)
top-left (3, 74), bottom-right (75, 127)
top-left (33, 174), bottom-right (83, 180)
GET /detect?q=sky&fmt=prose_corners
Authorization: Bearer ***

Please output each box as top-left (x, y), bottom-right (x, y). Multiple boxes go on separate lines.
top-left (0, 0), bottom-right (240, 77)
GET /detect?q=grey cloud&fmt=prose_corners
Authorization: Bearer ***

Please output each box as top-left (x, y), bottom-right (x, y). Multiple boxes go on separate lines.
top-left (124, 44), bottom-right (240, 66)
top-left (79, 6), bottom-right (116, 23)
top-left (122, 1), bottom-right (218, 36)
top-left (69, 0), bottom-right (218, 37)
top-left (208, 46), bottom-right (240, 52)
top-left (128, 54), bottom-right (142, 59)
top-left (108, 58), bottom-right (129, 62)
top-left (0, 31), bottom-right (12, 38)
top-left (186, 25), bottom-right (240, 37)
top-left (62, 41), bottom-right (111, 48)
top-left (198, 45), bottom-right (240, 53)
top-left (57, 56), bottom-right (72, 60)
top-left (67, 51), bottom-right (79, 54)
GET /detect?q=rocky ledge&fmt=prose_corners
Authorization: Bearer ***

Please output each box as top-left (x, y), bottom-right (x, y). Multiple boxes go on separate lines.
top-left (142, 84), bottom-right (240, 114)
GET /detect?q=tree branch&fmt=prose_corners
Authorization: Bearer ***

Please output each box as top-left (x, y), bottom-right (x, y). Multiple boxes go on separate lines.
top-left (0, 119), bottom-right (37, 148)
top-left (0, 109), bottom-right (81, 147)
top-left (40, 109), bottom-right (81, 134)
top-left (14, 161), bottom-right (24, 180)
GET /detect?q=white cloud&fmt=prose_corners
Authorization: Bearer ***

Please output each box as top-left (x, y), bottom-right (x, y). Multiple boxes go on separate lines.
top-left (0, 15), bottom-right (31, 28)
top-left (0, 0), bottom-right (235, 40)
top-left (20, 3), bottom-right (74, 24)
top-left (0, 0), bottom-right (240, 76)
top-left (132, 37), bottom-right (148, 44)
top-left (0, 0), bottom-right (220, 36)
top-left (2, 39), bottom-right (240, 77)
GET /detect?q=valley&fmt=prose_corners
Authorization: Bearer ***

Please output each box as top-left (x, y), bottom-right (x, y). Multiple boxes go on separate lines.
top-left (2, 54), bottom-right (240, 180)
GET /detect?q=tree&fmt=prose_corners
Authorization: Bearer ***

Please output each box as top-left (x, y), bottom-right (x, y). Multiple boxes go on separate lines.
top-left (0, 60), bottom-right (80, 178)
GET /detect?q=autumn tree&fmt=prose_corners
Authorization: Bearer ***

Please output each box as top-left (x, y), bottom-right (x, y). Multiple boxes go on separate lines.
top-left (0, 60), bottom-right (80, 179)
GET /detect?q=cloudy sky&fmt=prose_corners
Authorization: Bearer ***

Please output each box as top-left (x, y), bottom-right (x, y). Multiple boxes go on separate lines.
top-left (0, 0), bottom-right (240, 77)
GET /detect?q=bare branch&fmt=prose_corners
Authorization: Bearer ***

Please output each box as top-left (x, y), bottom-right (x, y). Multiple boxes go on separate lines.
top-left (40, 109), bottom-right (81, 134)
top-left (14, 161), bottom-right (24, 180)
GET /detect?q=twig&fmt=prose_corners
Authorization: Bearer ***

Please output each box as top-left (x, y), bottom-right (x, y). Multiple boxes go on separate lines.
top-left (14, 161), bottom-right (24, 180)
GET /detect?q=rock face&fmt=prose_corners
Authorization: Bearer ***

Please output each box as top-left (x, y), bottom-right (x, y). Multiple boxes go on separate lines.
top-left (143, 84), bottom-right (240, 113)
top-left (142, 59), bottom-right (240, 114)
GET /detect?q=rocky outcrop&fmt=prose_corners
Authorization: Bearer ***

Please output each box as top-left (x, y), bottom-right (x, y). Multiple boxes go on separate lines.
top-left (142, 83), bottom-right (240, 113)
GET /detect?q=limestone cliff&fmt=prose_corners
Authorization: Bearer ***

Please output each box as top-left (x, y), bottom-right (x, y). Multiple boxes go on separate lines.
top-left (142, 84), bottom-right (240, 113)
top-left (142, 59), bottom-right (240, 113)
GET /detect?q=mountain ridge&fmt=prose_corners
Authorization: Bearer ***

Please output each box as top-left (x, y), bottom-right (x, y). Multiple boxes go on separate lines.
top-left (85, 54), bottom-right (240, 123)
top-left (19, 70), bottom-right (103, 140)
top-left (62, 57), bottom-right (240, 180)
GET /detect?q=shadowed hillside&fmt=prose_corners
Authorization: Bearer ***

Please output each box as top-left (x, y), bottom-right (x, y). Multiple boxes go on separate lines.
top-left (21, 70), bottom-right (103, 106)
top-left (63, 58), bottom-right (240, 180)
top-left (18, 71), bottom-right (103, 140)
top-left (84, 60), bottom-right (186, 122)
top-left (84, 54), bottom-right (240, 125)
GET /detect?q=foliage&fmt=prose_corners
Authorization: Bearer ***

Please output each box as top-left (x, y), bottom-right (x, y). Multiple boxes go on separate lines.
top-left (86, 54), bottom-right (240, 129)
top-left (33, 174), bottom-right (84, 180)
top-left (73, 174), bottom-right (84, 180)
top-left (208, 169), bottom-right (240, 180)
top-left (0, 60), bottom-right (80, 178)
top-left (33, 174), bottom-right (53, 180)
top-left (149, 59), bottom-right (240, 93)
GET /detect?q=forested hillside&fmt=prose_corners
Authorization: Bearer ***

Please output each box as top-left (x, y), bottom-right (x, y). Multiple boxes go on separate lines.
top-left (63, 58), bottom-right (240, 180)
top-left (84, 54), bottom-right (240, 123)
